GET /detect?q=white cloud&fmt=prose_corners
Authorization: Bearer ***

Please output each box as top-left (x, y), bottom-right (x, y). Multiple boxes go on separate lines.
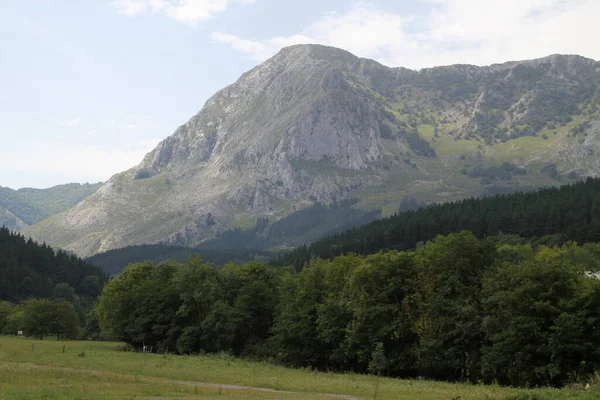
top-left (123, 123), bottom-right (140, 130)
top-left (65, 117), bottom-right (81, 127)
top-left (211, 32), bottom-right (312, 61)
top-left (213, 1), bottom-right (600, 69)
top-left (110, 0), bottom-right (252, 26)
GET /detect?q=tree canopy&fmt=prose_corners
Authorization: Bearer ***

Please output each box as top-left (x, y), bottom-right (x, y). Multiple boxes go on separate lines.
top-left (0, 227), bottom-right (107, 303)
top-left (274, 178), bottom-right (600, 270)
top-left (96, 234), bottom-right (600, 388)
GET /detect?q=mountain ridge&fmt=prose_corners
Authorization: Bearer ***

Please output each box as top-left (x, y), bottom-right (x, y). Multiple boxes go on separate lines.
top-left (26, 44), bottom-right (600, 257)
top-left (0, 182), bottom-right (103, 231)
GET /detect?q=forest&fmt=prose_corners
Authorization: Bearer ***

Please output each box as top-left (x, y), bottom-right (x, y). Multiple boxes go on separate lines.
top-left (7, 178), bottom-right (600, 389)
top-left (87, 244), bottom-right (271, 276)
top-left (198, 198), bottom-right (381, 250)
top-left (274, 178), bottom-right (600, 270)
top-left (0, 227), bottom-right (107, 337)
top-left (88, 199), bottom-right (380, 276)
top-left (96, 232), bottom-right (600, 388)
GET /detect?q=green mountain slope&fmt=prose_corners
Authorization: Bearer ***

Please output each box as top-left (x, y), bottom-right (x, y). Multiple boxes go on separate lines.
top-left (0, 187), bottom-right (47, 227)
top-left (0, 183), bottom-right (102, 231)
top-left (274, 178), bottom-right (600, 269)
top-left (87, 198), bottom-right (380, 275)
top-left (17, 183), bottom-right (103, 217)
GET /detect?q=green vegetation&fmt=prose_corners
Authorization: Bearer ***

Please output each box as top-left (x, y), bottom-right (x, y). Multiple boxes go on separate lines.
top-left (88, 199), bottom-right (381, 277)
top-left (97, 233), bottom-right (600, 388)
top-left (0, 187), bottom-right (46, 226)
top-left (461, 162), bottom-right (527, 184)
top-left (87, 244), bottom-right (271, 276)
top-left (17, 182), bottom-right (102, 217)
top-left (275, 178), bottom-right (600, 270)
top-left (200, 199), bottom-right (381, 250)
top-left (1, 337), bottom-right (598, 399)
top-left (0, 183), bottom-right (101, 231)
top-left (0, 227), bottom-right (106, 303)
top-left (0, 227), bottom-right (107, 337)
top-left (18, 299), bottom-right (79, 340)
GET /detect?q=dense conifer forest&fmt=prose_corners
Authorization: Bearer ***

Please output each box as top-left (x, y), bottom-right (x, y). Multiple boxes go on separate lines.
top-left (0, 227), bottom-right (107, 338)
top-left (0, 227), bottom-right (106, 302)
top-left (87, 244), bottom-right (271, 276)
top-left (274, 178), bottom-right (600, 270)
top-left (197, 198), bottom-right (381, 250)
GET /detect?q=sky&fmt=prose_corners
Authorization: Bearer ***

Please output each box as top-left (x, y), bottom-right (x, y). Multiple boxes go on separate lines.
top-left (1, 0), bottom-right (599, 189)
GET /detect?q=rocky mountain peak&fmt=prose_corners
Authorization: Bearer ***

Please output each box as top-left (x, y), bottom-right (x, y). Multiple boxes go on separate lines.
top-left (136, 43), bottom-right (383, 181)
top-left (26, 46), bottom-right (600, 257)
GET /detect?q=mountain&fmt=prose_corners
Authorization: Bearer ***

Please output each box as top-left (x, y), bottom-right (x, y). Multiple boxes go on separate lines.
top-left (0, 183), bottom-right (102, 231)
top-left (26, 45), bottom-right (600, 257)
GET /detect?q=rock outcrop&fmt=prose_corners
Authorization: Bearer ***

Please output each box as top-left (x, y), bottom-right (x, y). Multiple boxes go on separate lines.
top-left (26, 45), bottom-right (600, 256)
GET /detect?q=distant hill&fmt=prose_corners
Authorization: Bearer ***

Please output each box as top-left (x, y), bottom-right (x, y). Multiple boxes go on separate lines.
top-left (274, 178), bottom-right (600, 270)
top-left (0, 226), bottom-right (107, 303)
top-left (0, 182), bottom-right (102, 231)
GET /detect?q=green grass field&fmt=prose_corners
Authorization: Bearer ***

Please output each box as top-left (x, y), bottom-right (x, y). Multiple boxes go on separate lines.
top-left (0, 337), bottom-right (598, 400)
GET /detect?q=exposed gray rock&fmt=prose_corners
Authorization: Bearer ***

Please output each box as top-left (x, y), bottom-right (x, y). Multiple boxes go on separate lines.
top-left (26, 45), bottom-right (600, 256)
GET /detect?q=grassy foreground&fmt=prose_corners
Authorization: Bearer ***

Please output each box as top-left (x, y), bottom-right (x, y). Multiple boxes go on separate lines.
top-left (0, 337), bottom-right (598, 400)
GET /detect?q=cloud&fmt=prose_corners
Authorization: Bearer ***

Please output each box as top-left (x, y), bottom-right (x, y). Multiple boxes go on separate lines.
top-left (110, 0), bottom-right (253, 26)
top-left (211, 32), bottom-right (312, 61)
top-left (65, 117), bottom-right (81, 127)
top-left (213, 1), bottom-right (600, 69)
top-left (123, 123), bottom-right (140, 130)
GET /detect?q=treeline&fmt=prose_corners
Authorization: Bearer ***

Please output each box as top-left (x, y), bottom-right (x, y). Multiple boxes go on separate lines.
top-left (0, 299), bottom-right (80, 340)
top-left (96, 232), bottom-right (600, 388)
top-left (274, 178), bottom-right (600, 270)
top-left (0, 227), bottom-right (106, 303)
top-left (0, 227), bottom-right (107, 333)
top-left (87, 244), bottom-right (272, 276)
top-left (199, 199), bottom-right (381, 250)
top-left (89, 200), bottom-right (381, 277)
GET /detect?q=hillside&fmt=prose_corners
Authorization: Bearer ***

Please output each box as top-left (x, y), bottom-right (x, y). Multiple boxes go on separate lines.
top-left (88, 199), bottom-right (379, 275)
top-left (0, 227), bottom-right (106, 303)
top-left (274, 178), bottom-right (600, 269)
top-left (26, 45), bottom-right (600, 257)
top-left (0, 183), bottom-right (102, 231)
top-left (87, 244), bottom-right (271, 276)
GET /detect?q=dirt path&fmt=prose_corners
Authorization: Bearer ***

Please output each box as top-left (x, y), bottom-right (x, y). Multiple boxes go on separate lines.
top-left (1, 361), bottom-right (361, 400)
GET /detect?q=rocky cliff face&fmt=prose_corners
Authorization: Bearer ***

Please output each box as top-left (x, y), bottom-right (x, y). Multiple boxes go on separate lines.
top-left (27, 45), bottom-right (600, 256)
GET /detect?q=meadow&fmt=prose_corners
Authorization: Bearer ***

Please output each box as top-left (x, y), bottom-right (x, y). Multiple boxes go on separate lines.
top-left (0, 336), bottom-right (598, 400)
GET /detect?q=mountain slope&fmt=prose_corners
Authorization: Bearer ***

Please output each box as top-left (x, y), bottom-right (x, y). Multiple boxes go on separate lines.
top-left (0, 183), bottom-right (102, 231)
top-left (27, 45), bottom-right (600, 257)
top-left (273, 178), bottom-right (600, 270)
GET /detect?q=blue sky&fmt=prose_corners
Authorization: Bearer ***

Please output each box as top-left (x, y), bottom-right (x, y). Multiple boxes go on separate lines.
top-left (1, 0), bottom-right (599, 189)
